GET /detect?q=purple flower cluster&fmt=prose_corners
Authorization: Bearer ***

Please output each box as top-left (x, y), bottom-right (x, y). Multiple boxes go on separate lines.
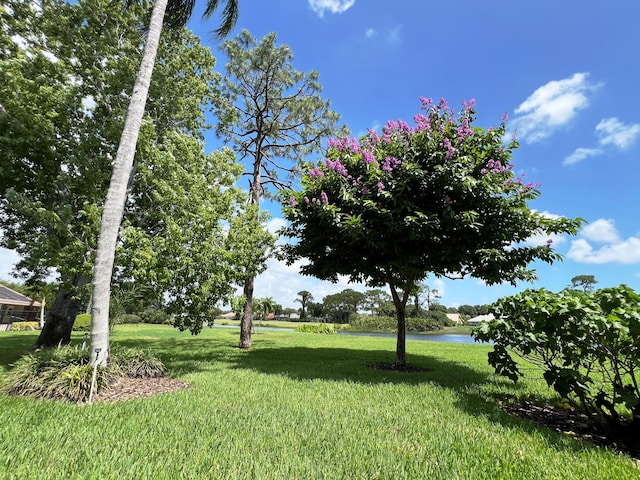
top-left (420, 97), bottom-right (433, 109)
top-left (362, 150), bottom-right (377, 164)
top-left (481, 159), bottom-right (511, 175)
top-left (504, 173), bottom-right (542, 192)
top-left (324, 159), bottom-right (349, 177)
top-left (457, 117), bottom-right (473, 139)
top-left (443, 138), bottom-right (455, 159)
top-left (381, 119), bottom-right (414, 143)
top-left (303, 192), bottom-right (330, 206)
top-left (462, 98), bottom-right (476, 113)
top-left (308, 167), bottom-right (324, 178)
top-left (382, 156), bottom-right (401, 172)
top-left (414, 113), bottom-right (431, 132)
top-left (327, 136), bottom-right (361, 153)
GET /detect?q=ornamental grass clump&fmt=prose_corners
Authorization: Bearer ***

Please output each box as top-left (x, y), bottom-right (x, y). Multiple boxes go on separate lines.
top-left (294, 323), bottom-right (336, 334)
top-left (110, 345), bottom-right (166, 378)
top-left (1, 345), bottom-right (165, 403)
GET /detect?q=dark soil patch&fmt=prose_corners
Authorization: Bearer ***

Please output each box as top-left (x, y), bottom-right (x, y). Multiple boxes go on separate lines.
top-left (504, 400), bottom-right (640, 461)
top-left (368, 363), bottom-right (430, 373)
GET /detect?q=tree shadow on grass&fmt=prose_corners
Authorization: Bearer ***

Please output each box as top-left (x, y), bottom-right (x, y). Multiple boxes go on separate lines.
top-left (226, 343), bottom-right (615, 460)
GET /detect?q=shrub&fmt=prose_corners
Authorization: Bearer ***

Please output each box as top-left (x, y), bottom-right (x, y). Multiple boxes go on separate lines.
top-left (473, 286), bottom-right (640, 430)
top-left (407, 311), bottom-right (453, 332)
top-left (118, 314), bottom-right (142, 324)
top-left (138, 309), bottom-right (172, 325)
top-left (294, 324), bottom-right (336, 334)
top-left (350, 314), bottom-right (396, 332)
top-left (73, 313), bottom-right (91, 331)
top-left (350, 312), bottom-right (453, 333)
top-left (10, 321), bottom-right (39, 331)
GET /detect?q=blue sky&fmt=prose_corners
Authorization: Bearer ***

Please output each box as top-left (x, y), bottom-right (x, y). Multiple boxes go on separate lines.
top-left (2, 0), bottom-right (639, 310)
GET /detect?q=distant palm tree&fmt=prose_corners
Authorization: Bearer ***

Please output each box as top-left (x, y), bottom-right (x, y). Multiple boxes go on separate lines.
top-left (90, 0), bottom-right (239, 365)
top-left (295, 290), bottom-right (314, 319)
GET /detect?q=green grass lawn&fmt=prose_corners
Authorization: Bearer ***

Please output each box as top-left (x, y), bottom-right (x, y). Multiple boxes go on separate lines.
top-left (1, 325), bottom-right (638, 479)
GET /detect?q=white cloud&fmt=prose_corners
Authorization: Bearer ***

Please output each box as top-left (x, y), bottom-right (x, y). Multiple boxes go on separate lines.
top-left (0, 247), bottom-right (20, 281)
top-left (266, 217), bottom-right (287, 236)
top-left (386, 25), bottom-right (402, 44)
top-left (511, 73), bottom-right (599, 143)
top-left (581, 218), bottom-right (620, 243)
top-left (563, 117), bottom-right (640, 166)
top-left (567, 219), bottom-right (640, 264)
top-left (567, 238), bottom-right (640, 264)
top-left (524, 211), bottom-right (568, 246)
top-left (363, 26), bottom-right (402, 44)
top-left (308, 0), bottom-right (355, 17)
top-left (253, 256), bottom-right (367, 308)
top-left (563, 147), bottom-right (602, 166)
top-left (595, 117), bottom-right (640, 149)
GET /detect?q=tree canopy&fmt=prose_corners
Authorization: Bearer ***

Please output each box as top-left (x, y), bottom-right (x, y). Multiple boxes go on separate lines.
top-left (0, 0), bottom-right (244, 346)
top-left (281, 98), bottom-right (583, 366)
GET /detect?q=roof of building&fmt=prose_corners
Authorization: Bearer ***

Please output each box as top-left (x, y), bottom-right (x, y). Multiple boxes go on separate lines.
top-left (0, 285), bottom-right (42, 307)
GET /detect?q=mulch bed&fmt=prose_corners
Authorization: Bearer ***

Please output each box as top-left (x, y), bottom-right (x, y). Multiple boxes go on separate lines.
top-left (90, 376), bottom-right (191, 403)
top-left (503, 400), bottom-right (640, 462)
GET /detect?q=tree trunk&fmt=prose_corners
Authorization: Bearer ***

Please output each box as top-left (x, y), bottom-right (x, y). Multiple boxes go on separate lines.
top-left (394, 300), bottom-right (407, 367)
top-left (239, 276), bottom-right (254, 348)
top-left (33, 275), bottom-right (89, 349)
top-left (238, 150), bottom-right (263, 349)
top-left (388, 278), bottom-right (411, 368)
top-left (89, 0), bottom-right (168, 366)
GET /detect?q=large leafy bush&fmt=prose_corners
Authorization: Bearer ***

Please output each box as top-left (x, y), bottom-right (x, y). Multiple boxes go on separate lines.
top-left (473, 286), bottom-right (640, 429)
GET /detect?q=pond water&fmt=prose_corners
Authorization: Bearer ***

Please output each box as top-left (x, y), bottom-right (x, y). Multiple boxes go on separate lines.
top-left (337, 331), bottom-right (486, 344)
top-left (211, 324), bottom-right (486, 344)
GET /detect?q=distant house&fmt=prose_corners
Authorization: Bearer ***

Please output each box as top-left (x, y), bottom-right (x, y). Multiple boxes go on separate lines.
top-left (467, 314), bottom-right (494, 326)
top-left (0, 285), bottom-right (42, 330)
top-left (446, 313), bottom-right (462, 325)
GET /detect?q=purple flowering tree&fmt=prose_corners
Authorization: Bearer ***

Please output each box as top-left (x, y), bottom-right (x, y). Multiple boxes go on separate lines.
top-left (281, 98), bottom-right (583, 367)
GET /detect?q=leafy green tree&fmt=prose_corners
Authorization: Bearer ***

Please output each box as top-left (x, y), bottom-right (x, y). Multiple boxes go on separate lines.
top-left (295, 290), bottom-right (314, 319)
top-left (282, 98), bottom-right (583, 367)
top-left (306, 301), bottom-right (325, 319)
top-left (117, 144), bottom-right (245, 335)
top-left (569, 275), bottom-right (598, 292)
top-left (458, 305), bottom-right (477, 317)
top-left (409, 283), bottom-right (441, 316)
top-left (364, 289), bottom-right (392, 316)
top-left (90, 0), bottom-right (239, 365)
top-left (0, 0), bottom-right (235, 351)
top-left (323, 289), bottom-right (365, 323)
top-left (213, 30), bottom-right (346, 349)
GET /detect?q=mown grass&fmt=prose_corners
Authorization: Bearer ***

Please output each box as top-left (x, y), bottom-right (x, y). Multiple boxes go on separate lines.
top-left (1, 325), bottom-right (638, 479)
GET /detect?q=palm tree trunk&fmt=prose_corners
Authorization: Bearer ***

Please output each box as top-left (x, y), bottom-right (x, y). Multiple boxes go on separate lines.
top-left (90, 0), bottom-right (168, 366)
